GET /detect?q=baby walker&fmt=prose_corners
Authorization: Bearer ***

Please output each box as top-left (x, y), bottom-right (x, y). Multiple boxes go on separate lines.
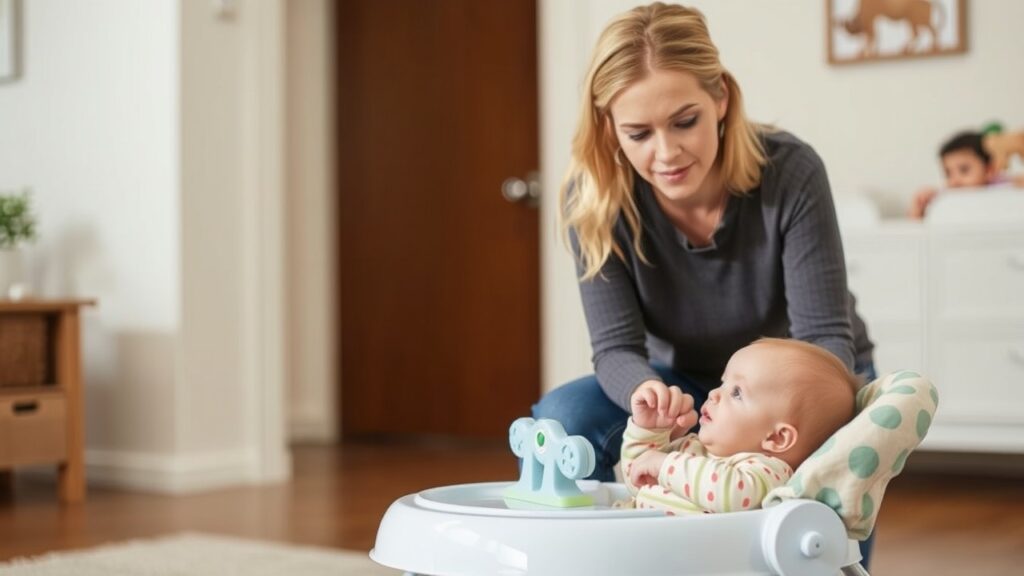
top-left (371, 418), bottom-right (867, 576)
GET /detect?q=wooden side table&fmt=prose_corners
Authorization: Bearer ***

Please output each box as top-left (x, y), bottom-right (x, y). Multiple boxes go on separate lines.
top-left (0, 299), bottom-right (95, 503)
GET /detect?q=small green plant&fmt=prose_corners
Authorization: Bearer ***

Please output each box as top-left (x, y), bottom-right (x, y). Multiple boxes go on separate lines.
top-left (0, 189), bottom-right (38, 250)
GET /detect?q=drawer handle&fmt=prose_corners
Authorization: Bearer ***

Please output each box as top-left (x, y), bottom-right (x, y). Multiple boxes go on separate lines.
top-left (1009, 255), bottom-right (1024, 271)
top-left (12, 401), bottom-right (39, 415)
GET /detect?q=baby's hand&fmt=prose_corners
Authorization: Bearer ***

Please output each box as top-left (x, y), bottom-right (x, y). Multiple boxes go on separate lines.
top-left (629, 450), bottom-right (667, 488)
top-left (630, 380), bottom-right (697, 431)
top-left (909, 187), bottom-right (938, 219)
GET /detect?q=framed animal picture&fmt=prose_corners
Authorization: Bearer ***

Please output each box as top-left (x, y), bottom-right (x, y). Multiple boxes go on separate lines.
top-left (828, 0), bottom-right (967, 65)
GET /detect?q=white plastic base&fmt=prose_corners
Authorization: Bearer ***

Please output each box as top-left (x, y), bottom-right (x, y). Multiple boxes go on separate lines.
top-left (371, 481), bottom-right (863, 576)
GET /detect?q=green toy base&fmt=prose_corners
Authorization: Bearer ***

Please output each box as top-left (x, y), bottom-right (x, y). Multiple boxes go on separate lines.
top-left (503, 486), bottom-right (594, 508)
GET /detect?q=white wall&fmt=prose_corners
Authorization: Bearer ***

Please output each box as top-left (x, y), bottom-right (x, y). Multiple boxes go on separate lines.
top-left (0, 0), bottom-right (181, 453)
top-left (0, 0), bottom-right (288, 493)
top-left (0, 1), bottom-right (180, 331)
top-left (539, 0), bottom-right (1024, 391)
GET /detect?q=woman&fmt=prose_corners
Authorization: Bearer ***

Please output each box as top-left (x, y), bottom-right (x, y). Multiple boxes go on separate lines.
top-left (532, 1), bottom-right (876, 565)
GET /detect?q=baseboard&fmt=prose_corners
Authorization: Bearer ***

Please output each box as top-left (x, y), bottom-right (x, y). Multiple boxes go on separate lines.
top-left (84, 447), bottom-right (276, 494)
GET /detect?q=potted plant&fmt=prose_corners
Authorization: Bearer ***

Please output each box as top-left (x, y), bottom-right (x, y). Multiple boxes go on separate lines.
top-left (0, 189), bottom-right (38, 299)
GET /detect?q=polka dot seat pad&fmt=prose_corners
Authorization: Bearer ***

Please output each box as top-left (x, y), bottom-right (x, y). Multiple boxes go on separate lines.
top-left (763, 370), bottom-right (938, 540)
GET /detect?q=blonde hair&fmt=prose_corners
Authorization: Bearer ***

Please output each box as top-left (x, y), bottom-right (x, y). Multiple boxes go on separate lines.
top-left (560, 2), bottom-right (767, 280)
top-left (753, 338), bottom-right (858, 462)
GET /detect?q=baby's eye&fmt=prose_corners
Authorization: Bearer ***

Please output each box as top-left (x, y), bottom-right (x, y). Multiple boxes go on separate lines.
top-left (729, 387), bottom-right (742, 399)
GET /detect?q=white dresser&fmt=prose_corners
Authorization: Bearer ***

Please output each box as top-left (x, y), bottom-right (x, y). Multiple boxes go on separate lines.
top-left (838, 191), bottom-right (1024, 454)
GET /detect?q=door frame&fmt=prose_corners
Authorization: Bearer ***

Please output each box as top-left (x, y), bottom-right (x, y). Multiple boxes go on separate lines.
top-left (242, 0), bottom-right (290, 480)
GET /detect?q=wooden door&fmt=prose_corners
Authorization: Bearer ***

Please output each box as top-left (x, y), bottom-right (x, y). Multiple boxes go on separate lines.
top-left (336, 0), bottom-right (540, 438)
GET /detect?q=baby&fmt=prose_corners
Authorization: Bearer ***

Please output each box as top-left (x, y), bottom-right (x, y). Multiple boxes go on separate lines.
top-left (620, 338), bottom-right (858, 514)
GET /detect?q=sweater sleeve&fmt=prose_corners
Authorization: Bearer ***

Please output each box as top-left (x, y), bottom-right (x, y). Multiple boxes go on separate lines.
top-left (776, 147), bottom-right (857, 371)
top-left (620, 418), bottom-right (676, 496)
top-left (657, 449), bottom-right (793, 513)
top-left (571, 229), bottom-right (660, 410)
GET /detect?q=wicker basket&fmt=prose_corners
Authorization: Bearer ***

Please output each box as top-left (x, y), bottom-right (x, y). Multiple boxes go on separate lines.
top-left (0, 314), bottom-right (50, 387)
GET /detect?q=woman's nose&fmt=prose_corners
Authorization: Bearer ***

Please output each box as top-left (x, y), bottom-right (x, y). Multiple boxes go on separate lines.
top-left (654, 132), bottom-right (679, 162)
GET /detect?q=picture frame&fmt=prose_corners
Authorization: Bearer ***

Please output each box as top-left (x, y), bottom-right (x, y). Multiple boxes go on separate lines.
top-left (0, 0), bottom-right (18, 81)
top-left (827, 0), bottom-right (967, 65)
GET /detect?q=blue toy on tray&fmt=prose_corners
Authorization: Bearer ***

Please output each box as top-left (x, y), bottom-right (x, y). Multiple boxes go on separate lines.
top-left (503, 417), bottom-right (597, 507)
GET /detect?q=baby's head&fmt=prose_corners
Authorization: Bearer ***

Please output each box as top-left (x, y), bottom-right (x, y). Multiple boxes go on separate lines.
top-left (939, 131), bottom-right (996, 188)
top-left (697, 338), bottom-right (858, 469)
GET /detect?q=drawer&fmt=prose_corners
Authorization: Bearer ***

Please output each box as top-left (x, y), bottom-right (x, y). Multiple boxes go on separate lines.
top-left (930, 234), bottom-right (1024, 321)
top-left (868, 326), bottom-right (924, 377)
top-left (930, 335), bottom-right (1024, 425)
top-left (0, 392), bottom-right (67, 467)
top-left (844, 236), bottom-right (923, 324)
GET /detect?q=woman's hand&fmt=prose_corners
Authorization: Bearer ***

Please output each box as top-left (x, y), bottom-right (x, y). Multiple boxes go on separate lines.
top-left (630, 380), bottom-right (697, 432)
top-left (629, 450), bottom-right (668, 488)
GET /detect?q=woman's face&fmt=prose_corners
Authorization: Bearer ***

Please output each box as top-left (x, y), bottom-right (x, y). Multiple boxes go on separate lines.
top-left (609, 68), bottom-right (727, 205)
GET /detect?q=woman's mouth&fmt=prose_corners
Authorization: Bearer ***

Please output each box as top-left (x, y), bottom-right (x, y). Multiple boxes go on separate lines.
top-left (657, 165), bottom-right (692, 184)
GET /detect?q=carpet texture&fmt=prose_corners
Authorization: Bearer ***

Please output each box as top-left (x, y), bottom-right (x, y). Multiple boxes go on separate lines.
top-left (0, 533), bottom-right (400, 575)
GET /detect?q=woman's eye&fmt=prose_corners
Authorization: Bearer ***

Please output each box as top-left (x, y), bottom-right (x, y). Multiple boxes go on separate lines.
top-left (675, 116), bottom-right (698, 129)
top-left (627, 131), bottom-right (649, 142)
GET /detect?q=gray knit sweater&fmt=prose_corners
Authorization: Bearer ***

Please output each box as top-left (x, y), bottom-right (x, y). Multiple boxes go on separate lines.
top-left (573, 130), bottom-right (874, 410)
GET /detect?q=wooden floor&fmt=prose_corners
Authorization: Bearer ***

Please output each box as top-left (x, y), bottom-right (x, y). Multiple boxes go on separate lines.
top-left (2, 440), bottom-right (1023, 575)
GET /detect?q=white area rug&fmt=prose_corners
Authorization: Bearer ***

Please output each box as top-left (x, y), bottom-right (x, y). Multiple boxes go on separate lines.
top-left (0, 533), bottom-right (401, 575)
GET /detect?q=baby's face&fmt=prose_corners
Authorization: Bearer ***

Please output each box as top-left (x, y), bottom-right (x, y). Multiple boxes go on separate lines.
top-left (942, 149), bottom-right (991, 188)
top-left (697, 344), bottom-right (790, 457)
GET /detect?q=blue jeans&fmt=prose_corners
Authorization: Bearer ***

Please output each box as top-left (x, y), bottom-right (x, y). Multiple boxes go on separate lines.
top-left (532, 360), bottom-right (878, 569)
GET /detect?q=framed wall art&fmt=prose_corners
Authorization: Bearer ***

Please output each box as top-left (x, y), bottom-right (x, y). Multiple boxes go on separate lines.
top-left (828, 0), bottom-right (967, 65)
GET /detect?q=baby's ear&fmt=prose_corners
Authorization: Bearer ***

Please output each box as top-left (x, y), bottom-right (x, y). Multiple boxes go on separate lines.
top-left (761, 423), bottom-right (798, 455)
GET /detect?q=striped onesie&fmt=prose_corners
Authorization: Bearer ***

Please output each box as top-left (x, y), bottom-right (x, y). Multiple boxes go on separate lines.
top-left (621, 419), bottom-right (793, 514)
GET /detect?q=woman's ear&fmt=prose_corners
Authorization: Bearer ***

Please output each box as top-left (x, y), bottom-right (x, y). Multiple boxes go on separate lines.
top-left (761, 423), bottom-right (798, 455)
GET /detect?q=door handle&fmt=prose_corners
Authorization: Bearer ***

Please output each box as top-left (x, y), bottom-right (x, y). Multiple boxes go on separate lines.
top-left (502, 171), bottom-right (541, 207)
